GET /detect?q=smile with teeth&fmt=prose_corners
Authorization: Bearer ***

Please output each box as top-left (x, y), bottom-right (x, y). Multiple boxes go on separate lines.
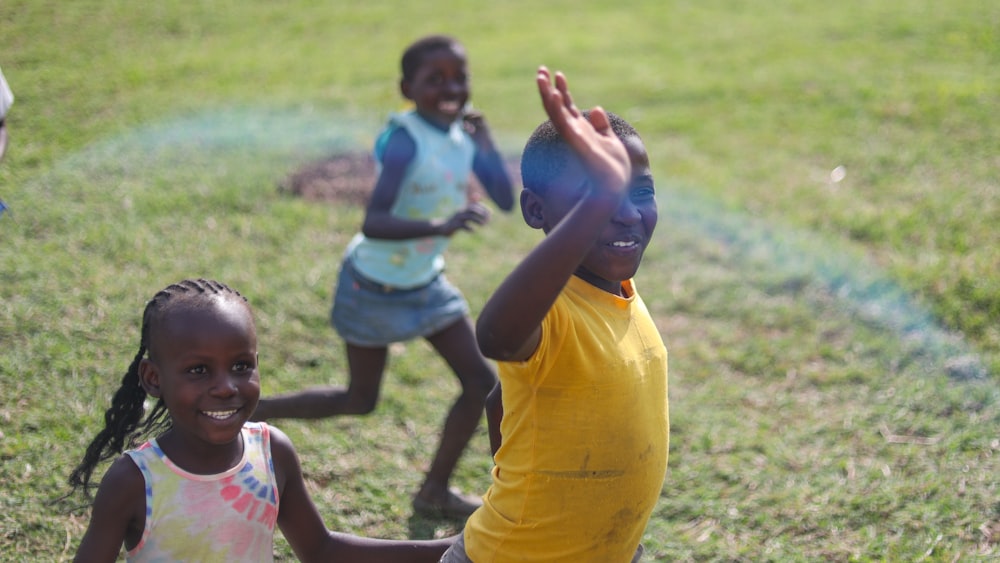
top-left (439, 101), bottom-right (461, 112)
top-left (611, 240), bottom-right (638, 248)
top-left (203, 409), bottom-right (238, 420)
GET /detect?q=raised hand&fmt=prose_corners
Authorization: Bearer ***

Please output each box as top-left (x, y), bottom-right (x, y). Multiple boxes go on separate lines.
top-left (462, 109), bottom-right (495, 151)
top-left (535, 66), bottom-right (631, 198)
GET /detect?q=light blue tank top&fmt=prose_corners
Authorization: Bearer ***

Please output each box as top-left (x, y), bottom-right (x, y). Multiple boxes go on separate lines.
top-left (347, 110), bottom-right (475, 288)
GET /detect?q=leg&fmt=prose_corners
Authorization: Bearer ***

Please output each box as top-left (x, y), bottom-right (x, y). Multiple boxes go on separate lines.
top-left (415, 315), bottom-right (496, 515)
top-left (252, 343), bottom-right (388, 420)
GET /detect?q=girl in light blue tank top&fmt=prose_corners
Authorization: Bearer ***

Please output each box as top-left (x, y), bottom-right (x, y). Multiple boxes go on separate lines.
top-left (253, 35), bottom-right (514, 518)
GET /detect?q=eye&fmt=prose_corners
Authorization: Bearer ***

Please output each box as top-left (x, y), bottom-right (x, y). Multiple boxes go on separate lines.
top-left (186, 365), bottom-right (209, 376)
top-left (232, 360), bottom-right (255, 374)
top-left (630, 182), bottom-right (656, 202)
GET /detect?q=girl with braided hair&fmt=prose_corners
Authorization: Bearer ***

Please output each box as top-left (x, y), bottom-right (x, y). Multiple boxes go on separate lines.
top-left (68, 278), bottom-right (455, 562)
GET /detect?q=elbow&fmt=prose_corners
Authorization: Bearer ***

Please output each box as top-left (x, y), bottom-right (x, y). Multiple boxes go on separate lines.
top-left (360, 217), bottom-right (376, 238)
top-left (496, 197), bottom-right (515, 213)
top-left (495, 181), bottom-right (515, 212)
top-left (476, 329), bottom-right (499, 360)
top-left (476, 322), bottom-right (506, 361)
top-left (360, 215), bottom-right (389, 239)
top-left (477, 329), bottom-right (521, 362)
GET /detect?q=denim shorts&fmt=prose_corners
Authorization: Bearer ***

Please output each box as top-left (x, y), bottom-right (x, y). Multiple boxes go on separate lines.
top-left (330, 259), bottom-right (469, 347)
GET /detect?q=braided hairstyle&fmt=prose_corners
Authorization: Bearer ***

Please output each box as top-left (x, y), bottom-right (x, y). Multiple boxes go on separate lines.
top-left (67, 279), bottom-right (248, 497)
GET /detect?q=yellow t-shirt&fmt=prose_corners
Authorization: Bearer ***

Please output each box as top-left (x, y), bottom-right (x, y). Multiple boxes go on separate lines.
top-left (465, 276), bottom-right (669, 562)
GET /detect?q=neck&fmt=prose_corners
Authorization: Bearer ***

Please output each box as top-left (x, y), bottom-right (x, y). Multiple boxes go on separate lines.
top-left (414, 110), bottom-right (455, 132)
top-left (573, 268), bottom-right (624, 296)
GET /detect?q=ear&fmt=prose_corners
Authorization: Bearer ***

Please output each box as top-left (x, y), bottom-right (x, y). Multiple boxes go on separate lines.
top-left (399, 78), bottom-right (413, 101)
top-left (138, 358), bottom-right (162, 398)
top-left (520, 189), bottom-right (547, 230)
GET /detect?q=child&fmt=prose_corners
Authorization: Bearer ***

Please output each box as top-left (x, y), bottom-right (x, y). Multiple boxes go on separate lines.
top-left (253, 35), bottom-right (514, 519)
top-left (0, 65), bottom-right (11, 162)
top-left (68, 279), bottom-right (456, 562)
top-left (1, 65), bottom-right (13, 216)
top-left (441, 68), bottom-right (669, 562)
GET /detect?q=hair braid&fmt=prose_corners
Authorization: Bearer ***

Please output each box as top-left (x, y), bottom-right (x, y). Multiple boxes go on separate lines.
top-left (67, 279), bottom-right (246, 498)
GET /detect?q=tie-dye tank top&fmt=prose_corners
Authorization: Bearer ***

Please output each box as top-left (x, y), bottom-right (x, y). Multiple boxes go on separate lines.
top-left (125, 422), bottom-right (279, 562)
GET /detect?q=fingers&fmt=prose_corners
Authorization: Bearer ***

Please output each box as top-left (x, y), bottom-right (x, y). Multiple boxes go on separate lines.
top-left (533, 65), bottom-right (632, 197)
top-left (587, 106), bottom-right (611, 135)
top-left (536, 66), bottom-right (580, 125)
top-left (536, 67), bottom-right (561, 116)
top-left (469, 200), bottom-right (491, 213)
top-left (553, 72), bottom-right (579, 118)
top-left (463, 112), bottom-right (485, 131)
top-left (445, 204), bottom-right (491, 235)
top-left (466, 202), bottom-right (491, 224)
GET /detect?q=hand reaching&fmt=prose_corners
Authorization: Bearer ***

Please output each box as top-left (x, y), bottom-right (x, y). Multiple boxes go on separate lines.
top-left (535, 66), bottom-right (631, 199)
top-left (439, 201), bottom-right (491, 236)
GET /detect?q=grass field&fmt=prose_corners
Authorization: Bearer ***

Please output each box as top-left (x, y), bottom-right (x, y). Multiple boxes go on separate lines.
top-left (1, 1), bottom-right (997, 561)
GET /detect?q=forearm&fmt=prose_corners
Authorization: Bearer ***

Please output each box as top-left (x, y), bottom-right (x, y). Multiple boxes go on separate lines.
top-left (477, 192), bottom-right (620, 359)
top-left (308, 532), bottom-right (456, 563)
top-left (362, 211), bottom-right (446, 240)
top-left (0, 122), bottom-right (8, 162)
top-left (486, 382), bottom-right (503, 456)
top-left (473, 149), bottom-right (514, 211)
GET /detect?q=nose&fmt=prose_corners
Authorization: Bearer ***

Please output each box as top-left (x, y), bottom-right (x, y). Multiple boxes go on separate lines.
top-left (445, 77), bottom-right (466, 96)
top-left (612, 197), bottom-right (642, 226)
top-left (211, 372), bottom-right (239, 397)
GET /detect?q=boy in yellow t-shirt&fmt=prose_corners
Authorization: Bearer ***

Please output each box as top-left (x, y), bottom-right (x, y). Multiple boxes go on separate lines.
top-left (442, 67), bottom-right (668, 562)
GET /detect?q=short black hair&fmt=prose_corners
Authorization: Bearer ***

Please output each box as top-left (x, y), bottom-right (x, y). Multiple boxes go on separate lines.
top-left (401, 35), bottom-right (465, 82)
top-left (520, 111), bottom-right (639, 195)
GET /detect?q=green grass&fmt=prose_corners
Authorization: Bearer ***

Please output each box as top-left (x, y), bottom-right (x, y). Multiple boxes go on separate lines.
top-left (1, 0), bottom-right (998, 560)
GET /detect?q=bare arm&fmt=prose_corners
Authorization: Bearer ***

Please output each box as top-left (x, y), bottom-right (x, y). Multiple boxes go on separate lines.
top-left (485, 381), bottom-right (503, 456)
top-left (466, 112), bottom-right (515, 212)
top-left (270, 426), bottom-right (455, 563)
top-left (73, 457), bottom-right (145, 563)
top-left (362, 127), bottom-right (491, 240)
top-left (0, 121), bottom-right (8, 163)
top-left (476, 67), bottom-right (632, 362)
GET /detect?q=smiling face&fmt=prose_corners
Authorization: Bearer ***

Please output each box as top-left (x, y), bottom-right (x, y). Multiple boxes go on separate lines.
top-left (400, 44), bottom-right (470, 130)
top-left (140, 295), bottom-right (260, 472)
top-left (524, 134), bottom-right (658, 294)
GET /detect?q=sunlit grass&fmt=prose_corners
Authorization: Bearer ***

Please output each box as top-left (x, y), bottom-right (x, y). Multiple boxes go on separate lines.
top-left (1, 0), bottom-right (997, 560)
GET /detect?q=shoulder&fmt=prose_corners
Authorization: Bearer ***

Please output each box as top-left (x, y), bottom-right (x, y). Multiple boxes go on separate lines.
top-left (75, 455), bottom-right (146, 559)
top-left (258, 423), bottom-right (301, 490)
top-left (375, 124), bottom-right (416, 168)
top-left (261, 423), bottom-right (295, 458)
top-left (102, 454), bottom-right (145, 489)
top-left (92, 455), bottom-right (146, 527)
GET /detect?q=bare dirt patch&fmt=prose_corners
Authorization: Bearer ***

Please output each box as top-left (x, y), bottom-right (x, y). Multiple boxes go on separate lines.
top-left (278, 152), bottom-right (521, 205)
top-left (278, 152), bottom-right (377, 206)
